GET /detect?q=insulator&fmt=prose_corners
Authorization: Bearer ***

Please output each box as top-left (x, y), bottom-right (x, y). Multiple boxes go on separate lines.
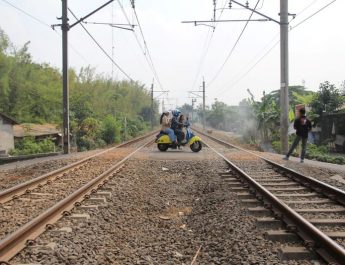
top-left (246, 1), bottom-right (249, 8)
top-left (229, 1), bottom-right (232, 9)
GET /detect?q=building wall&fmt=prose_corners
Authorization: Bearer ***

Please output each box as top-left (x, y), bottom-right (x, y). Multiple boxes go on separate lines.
top-left (0, 117), bottom-right (15, 154)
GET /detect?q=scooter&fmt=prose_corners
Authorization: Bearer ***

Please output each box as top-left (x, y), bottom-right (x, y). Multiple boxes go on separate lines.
top-left (155, 126), bottom-right (202, 152)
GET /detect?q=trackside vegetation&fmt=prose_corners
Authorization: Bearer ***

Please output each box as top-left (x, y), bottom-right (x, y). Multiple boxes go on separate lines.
top-left (0, 28), bottom-right (158, 153)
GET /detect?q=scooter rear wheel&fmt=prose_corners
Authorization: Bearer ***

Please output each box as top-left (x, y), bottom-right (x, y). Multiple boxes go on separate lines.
top-left (190, 141), bottom-right (202, 152)
top-left (157, 144), bottom-right (169, 152)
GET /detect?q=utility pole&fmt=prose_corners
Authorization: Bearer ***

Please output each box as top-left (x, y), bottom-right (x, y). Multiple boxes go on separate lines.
top-left (188, 78), bottom-right (206, 130)
top-left (183, 0), bottom-right (292, 151)
top-left (61, 0), bottom-right (69, 154)
top-left (150, 83), bottom-right (154, 130)
top-left (150, 83), bottom-right (169, 129)
top-left (191, 98), bottom-right (197, 122)
top-left (280, 0), bottom-right (289, 153)
top-left (56, 0), bottom-right (115, 154)
top-left (202, 78), bottom-right (206, 131)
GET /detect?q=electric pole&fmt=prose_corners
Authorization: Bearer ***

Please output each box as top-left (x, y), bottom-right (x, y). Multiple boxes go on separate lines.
top-left (188, 78), bottom-right (206, 130)
top-left (183, 0), bottom-right (292, 151)
top-left (150, 83), bottom-right (169, 129)
top-left (151, 83), bottom-right (154, 130)
top-left (280, 0), bottom-right (289, 153)
top-left (202, 78), bottom-right (206, 131)
top-left (57, 0), bottom-right (115, 154)
top-left (62, 0), bottom-right (69, 154)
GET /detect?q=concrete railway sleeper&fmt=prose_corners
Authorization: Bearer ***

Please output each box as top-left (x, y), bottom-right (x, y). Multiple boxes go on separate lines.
top-left (0, 133), bottom-right (156, 242)
top-left (0, 131), bottom-right (156, 204)
top-left (0, 138), bottom-right (153, 263)
top-left (199, 129), bottom-right (345, 264)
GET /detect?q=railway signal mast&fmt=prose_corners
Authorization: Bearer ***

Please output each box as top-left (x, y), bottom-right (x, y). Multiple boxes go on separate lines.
top-left (182, 0), bottom-right (293, 153)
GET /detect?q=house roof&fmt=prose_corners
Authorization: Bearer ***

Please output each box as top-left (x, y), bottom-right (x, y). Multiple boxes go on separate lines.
top-left (0, 112), bottom-right (18, 124)
top-left (14, 123), bottom-right (61, 138)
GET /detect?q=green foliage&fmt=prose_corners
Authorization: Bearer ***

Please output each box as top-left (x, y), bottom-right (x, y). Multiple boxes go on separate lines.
top-left (310, 81), bottom-right (345, 125)
top-left (10, 137), bottom-right (56, 156)
top-left (305, 144), bottom-right (345, 165)
top-left (101, 115), bottom-right (120, 144)
top-left (0, 28), bottom-right (154, 151)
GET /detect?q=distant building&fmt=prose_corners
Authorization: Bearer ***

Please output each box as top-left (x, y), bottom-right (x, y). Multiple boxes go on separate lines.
top-left (0, 113), bottom-right (18, 155)
top-left (13, 123), bottom-right (62, 146)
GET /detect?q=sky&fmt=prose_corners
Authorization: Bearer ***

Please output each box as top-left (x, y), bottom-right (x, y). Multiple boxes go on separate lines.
top-left (0, 0), bottom-right (344, 110)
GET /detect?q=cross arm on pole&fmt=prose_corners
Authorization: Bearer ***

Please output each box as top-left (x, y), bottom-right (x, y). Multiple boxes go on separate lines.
top-left (182, 18), bottom-right (269, 24)
top-left (69, 0), bottom-right (114, 29)
top-left (188, 91), bottom-right (203, 98)
top-left (230, 0), bottom-right (280, 24)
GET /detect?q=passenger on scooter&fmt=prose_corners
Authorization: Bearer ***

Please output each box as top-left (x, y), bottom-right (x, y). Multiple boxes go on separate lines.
top-left (160, 110), bottom-right (177, 144)
top-left (177, 114), bottom-right (186, 143)
top-left (181, 115), bottom-right (190, 144)
top-left (171, 109), bottom-right (184, 145)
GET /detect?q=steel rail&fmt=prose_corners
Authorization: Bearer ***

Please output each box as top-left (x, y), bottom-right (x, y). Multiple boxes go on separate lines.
top-left (194, 128), bottom-right (345, 205)
top-left (0, 131), bottom-right (157, 204)
top-left (206, 143), bottom-right (345, 264)
top-left (198, 130), bottom-right (345, 264)
top-left (0, 138), bottom-right (154, 262)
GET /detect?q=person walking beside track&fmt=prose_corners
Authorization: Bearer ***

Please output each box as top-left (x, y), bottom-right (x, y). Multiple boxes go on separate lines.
top-left (283, 108), bottom-right (312, 163)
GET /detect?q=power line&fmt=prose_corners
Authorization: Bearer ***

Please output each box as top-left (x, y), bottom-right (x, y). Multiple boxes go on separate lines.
top-left (291, 0), bottom-right (337, 30)
top-left (207, 0), bottom-right (261, 87)
top-left (1, 0), bottom-right (90, 64)
top-left (116, 0), bottom-right (163, 89)
top-left (1, 0), bottom-right (51, 28)
top-left (191, 0), bottom-right (228, 91)
top-left (68, 8), bottom-right (133, 81)
top-left (215, 0), bottom-right (338, 97)
top-left (131, 4), bottom-right (164, 90)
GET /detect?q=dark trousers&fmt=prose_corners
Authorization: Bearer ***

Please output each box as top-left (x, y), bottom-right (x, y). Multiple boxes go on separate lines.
top-left (286, 135), bottom-right (308, 160)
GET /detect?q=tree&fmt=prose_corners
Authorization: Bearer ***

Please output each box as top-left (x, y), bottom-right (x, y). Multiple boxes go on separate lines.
top-left (310, 81), bottom-right (345, 125)
top-left (101, 115), bottom-right (120, 144)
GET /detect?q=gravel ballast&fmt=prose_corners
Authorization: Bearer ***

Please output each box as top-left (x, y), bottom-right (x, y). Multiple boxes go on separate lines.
top-left (12, 152), bottom-right (317, 264)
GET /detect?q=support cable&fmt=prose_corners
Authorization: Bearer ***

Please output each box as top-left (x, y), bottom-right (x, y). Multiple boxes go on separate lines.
top-left (207, 0), bottom-right (261, 87)
top-left (131, 6), bottom-right (164, 90)
top-left (191, 0), bottom-right (228, 91)
top-left (68, 8), bottom-right (133, 81)
top-left (214, 0), bottom-right (338, 97)
top-left (1, 0), bottom-right (89, 64)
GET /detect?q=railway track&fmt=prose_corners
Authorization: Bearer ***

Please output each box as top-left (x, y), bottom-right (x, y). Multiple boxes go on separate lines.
top-left (196, 128), bottom-right (345, 264)
top-left (0, 133), bottom-right (155, 263)
top-left (2, 129), bottom-right (345, 264)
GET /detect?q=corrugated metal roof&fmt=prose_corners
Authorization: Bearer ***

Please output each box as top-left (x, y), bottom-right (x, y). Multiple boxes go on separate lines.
top-left (0, 113), bottom-right (18, 124)
top-left (14, 124), bottom-right (61, 137)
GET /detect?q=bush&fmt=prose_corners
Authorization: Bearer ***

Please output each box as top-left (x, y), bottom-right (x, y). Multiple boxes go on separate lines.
top-left (10, 137), bottom-right (56, 156)
top-left (305, 144), bottom-right (345, 165)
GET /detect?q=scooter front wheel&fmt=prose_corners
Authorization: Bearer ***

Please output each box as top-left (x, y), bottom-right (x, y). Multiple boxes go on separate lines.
top-left (157, 144), bottom-right (169, 152)
top-left (190, 141), bottom-right (202, 152)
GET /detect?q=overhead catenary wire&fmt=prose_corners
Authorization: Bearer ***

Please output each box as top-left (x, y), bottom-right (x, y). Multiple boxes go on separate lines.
top-left (116, 0), bottom-right (164, 90)
top-left (215, 0), bottom-right (338, 97)
top-left (190, 0), bottom-right (228, 91)
top-left (291, 0), bottom-right (336, 30)
top-left (68, 8), bottom-right (133, 81)
top-left (131, 4), bottom-right (164, 91)
top-left (207, 0), bottom-right (261, 88)
top-left (0, 0), bottom-right (90, 64)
